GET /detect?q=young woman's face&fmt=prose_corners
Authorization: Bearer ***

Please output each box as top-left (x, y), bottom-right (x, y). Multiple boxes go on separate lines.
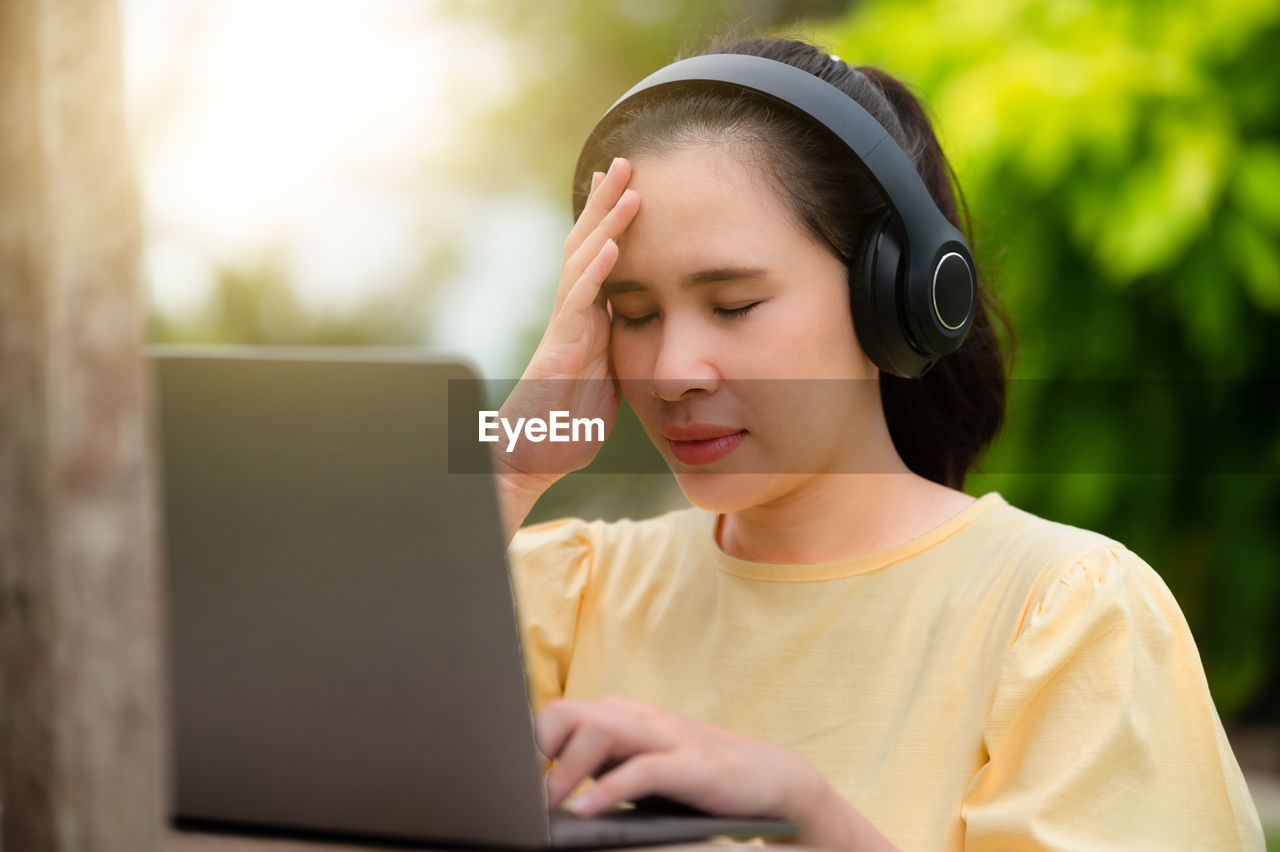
top-left (604, 144), bottom-right (885, 512)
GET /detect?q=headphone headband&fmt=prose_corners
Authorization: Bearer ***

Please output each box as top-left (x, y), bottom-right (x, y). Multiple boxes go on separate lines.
top-left (573, 53), bottom-right (976, 377)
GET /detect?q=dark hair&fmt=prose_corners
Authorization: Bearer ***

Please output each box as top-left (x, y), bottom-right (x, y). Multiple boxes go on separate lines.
top-left (580, 36), bottom-right (1010, 489)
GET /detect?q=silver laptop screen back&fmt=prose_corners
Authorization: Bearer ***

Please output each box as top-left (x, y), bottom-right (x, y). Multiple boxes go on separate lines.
top-left (155, 348), bottom-right (549, 846)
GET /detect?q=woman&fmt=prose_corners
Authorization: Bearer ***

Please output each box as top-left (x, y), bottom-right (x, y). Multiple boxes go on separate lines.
top-left (493, 36), bottom-right (1264, 850)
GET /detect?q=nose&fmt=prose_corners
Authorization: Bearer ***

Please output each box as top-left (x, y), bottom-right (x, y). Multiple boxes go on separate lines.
top-left (649, 316), bottom-right (720, 401)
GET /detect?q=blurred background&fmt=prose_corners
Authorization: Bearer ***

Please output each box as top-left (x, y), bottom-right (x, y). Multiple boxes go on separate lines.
top-left (121, 0), bottom-right (1279, 838)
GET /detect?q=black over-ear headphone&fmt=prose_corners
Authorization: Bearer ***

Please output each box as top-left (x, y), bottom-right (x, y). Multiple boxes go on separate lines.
top-left (572, 53), bottom-right (977, 379)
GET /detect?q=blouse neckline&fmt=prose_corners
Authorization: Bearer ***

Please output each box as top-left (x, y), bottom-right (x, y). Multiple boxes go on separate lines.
top-left (699, 492), bottom-right (1007, 582)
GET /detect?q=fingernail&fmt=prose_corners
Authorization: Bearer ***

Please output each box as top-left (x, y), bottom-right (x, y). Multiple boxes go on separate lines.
top-left (591, 170), bottom-right (604, 190)
top-left (566, 793), bottom-right (593, 816)
top-left (607, 156), bottom-right (621, 176)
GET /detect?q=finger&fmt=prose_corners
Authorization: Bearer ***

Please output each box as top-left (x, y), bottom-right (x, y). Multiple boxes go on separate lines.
top-left (536, 696), bottom-right (644, 762)
top-left (567, 753), bottom-right (679, 818)
top-left (556, 190), bottom-right (638, 312)
top-left (557, 161), bottom-right (637, 311)
top-left (563, 157), bottom-right (632, 262)
top-left (543, 699), bottom-right (667, 807)
top-left (560, 238), bottom-right (618, 321)
top-left (534, 699), bottom-right (595, 760)
top-left (543, 723), bottom-right (617, 807)
top-left (570, 157), bottom-right (628, 243)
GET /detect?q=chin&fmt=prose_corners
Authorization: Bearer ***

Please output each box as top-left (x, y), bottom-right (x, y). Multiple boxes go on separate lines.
top-left (670, 470), bottom-right (790, 513)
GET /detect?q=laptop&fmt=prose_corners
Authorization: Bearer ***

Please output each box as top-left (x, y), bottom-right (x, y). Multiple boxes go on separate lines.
top-left (152, 346), bottom-right (798, 849)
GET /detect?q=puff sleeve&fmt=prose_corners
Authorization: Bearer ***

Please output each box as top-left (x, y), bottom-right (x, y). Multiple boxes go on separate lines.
top-left (506, 518), bottom-right (596, 712)
top-left (961, 546), bottom-right (1265, 850)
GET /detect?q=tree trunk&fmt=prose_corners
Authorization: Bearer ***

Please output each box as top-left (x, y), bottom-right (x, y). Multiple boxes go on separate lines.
top-left (0, 0), bottom-right (166, 849)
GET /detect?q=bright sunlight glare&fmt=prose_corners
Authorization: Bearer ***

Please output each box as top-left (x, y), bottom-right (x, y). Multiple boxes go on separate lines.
top-left (122, 0), bottom-right (514, 317)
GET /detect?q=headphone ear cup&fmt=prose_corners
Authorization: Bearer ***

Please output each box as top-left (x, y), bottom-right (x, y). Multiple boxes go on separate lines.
top-left (848, 211), bottom-right (889, 373)
top-left (849, 212), bottom-right (931, 378)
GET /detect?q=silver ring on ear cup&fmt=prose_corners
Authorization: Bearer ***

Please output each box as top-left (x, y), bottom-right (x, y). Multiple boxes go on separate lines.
top-left (932, 251), bottom-right (973, 332)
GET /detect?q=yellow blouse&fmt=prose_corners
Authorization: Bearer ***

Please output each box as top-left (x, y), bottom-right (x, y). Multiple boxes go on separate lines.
top-left (507, 493), bottom-right (1264, 850)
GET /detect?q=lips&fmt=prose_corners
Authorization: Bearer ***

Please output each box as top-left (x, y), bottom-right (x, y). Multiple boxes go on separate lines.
top-left (660, 421), bottom-right (747, 466)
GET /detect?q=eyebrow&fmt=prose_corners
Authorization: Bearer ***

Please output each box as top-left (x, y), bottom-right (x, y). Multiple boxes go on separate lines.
top-left (602, 267), bottom-right (769, 298)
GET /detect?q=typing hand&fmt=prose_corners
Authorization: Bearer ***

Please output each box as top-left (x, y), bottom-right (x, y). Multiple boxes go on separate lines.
top-left (535, 695), bottom-right (812, 820)
top-left (534, 695), bottom-right (899, 849)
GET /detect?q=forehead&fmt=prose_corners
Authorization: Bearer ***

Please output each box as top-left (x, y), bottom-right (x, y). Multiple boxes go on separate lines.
top-left (608, 145), bottom-right (818, 283)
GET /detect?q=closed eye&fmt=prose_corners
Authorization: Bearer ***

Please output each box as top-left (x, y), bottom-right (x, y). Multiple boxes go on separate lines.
top-left (715, 302), bottom-right (761, 320)
top-left (617, 312), bottom-right (657, 329)
top-left (614, 302), bottom-right (762, 330)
